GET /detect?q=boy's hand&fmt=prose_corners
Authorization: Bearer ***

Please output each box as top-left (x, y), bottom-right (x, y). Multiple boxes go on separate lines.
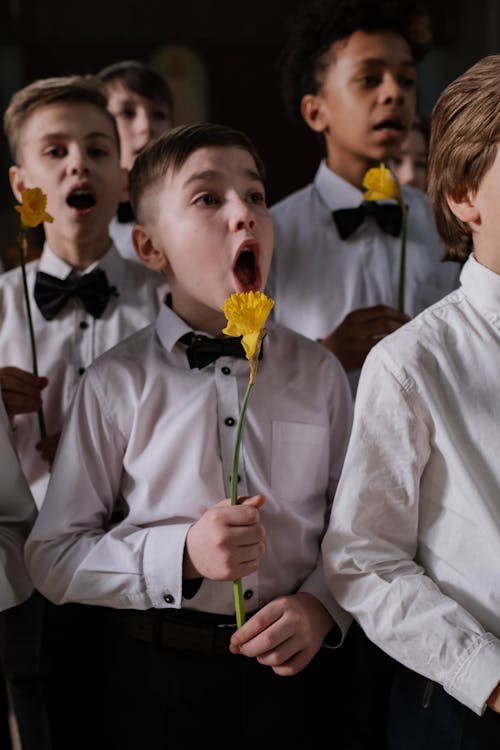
top-left (0, 366), bottom-right (48, 416)
top-left (487, 682), bottom-right (500, 713)
top-left (36, 431), bottom-right (61, 469)
top-left (320, 305), bottom-right (410, 371)
top-left (229, 591), bottom-right (333, 676)
top-left (184, 494), bottom-right (265, 581)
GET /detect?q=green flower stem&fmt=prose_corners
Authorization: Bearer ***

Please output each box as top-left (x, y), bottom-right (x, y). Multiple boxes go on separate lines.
top-left (397, 205), bottom-right (408, 313)
top-left (230, 378), bottom-right (254, 628)
top-left (19, 233), bottom-right (46, 440)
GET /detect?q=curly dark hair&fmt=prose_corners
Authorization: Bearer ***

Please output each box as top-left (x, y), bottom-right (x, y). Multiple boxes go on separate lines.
top-left (279, 0), bottom-right (432, 125)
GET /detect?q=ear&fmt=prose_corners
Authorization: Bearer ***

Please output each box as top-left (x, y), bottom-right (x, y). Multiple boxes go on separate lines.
top-left (301, 93), bottom-right (328, 134)
top-left (446, 189), bottom-right (480, 225)
top-left (119, 167), bottom-right (129, 204)
top-left (132, 224), bottom-right (169, 272)
top-left (9, 165), bottom-right (27, 202)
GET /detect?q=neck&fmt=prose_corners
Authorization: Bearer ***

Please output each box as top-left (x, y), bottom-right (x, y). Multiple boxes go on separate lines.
top-left (44, 229), bottom-right (111, 271)
top-left (326, 152), bottom-right (385, 191)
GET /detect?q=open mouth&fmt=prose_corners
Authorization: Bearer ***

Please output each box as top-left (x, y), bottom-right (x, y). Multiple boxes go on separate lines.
top-left (374, 119), bottom-right (403, 133)
top-left (233, 247), bottom-right (259, 291)
top-left (66, 189), bottom-right (96, 211)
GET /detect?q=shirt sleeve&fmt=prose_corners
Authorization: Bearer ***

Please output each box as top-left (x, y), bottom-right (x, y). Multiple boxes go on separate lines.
top-left (24, 366), bottom-right (189, 611)
top-left (322, 346), bottom-right (500, 715)
top-left (0, 396), bottom-right (36, 610)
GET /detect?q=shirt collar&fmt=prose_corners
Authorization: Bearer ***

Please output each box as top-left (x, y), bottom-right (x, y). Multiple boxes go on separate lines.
top-left (154, 303), bottom-right (193, 354)
top-left (38, 241), bottom-right (126, 286)
top-left (461, 254), bottom-right (500, 323)
top-left (314, 159), bottom-right (403, 211)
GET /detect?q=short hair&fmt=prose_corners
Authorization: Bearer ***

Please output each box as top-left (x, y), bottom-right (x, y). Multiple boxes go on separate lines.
top-left (129, 122), bottom-right (266, 221)
top-left (427, 54), bottom-right (500, 262)
top-left (97, 60), bottom-right (174, 116)
top-left (3, 74), bottom-right (120, 164)
top-left (279, 0), bottom-right (432, 125)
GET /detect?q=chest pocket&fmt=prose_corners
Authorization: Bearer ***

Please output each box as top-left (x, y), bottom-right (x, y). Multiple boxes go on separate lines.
top-left (270, 420), bottom-right (328, 503)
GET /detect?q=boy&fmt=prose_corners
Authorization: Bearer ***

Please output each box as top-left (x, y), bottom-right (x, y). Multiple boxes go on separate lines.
top-left (322, 54), bottom-right (500, 748)
top-left (0, 74), bottom-right (167, 750)
top-left (97, 59), bottom-right (174, 262)
top-left (25, 122), bottom-right (355, 748)
top-left (267, 0), bottom-right (459, 394)
top-left (389, 113), bottom-right (430, 192)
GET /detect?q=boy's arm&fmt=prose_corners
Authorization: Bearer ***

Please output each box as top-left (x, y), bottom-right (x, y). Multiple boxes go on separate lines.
top-left (0, 398), bottom-right (36, 610)
top-left (322, 346), bottom-right (500, 716)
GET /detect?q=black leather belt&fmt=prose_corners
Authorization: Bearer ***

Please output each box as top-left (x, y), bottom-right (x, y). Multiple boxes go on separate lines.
top-left (111, 608), bottom-right (239, 656)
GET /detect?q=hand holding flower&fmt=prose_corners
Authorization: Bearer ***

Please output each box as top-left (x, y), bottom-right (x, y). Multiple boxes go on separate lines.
top-left (221, 290), bottom-right (274, 627)
top-left (14, 187), bottom-right (54, 439)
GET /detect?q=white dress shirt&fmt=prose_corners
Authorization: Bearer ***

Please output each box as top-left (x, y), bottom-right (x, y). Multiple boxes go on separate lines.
top-left (109, 217), bottom-right (139, 263)
top-left (322, 255), bottom-right (500, 715)
top-left (267, 161), bottom-right (461, 391)
top-left (0, 242), bottom-right (168, 507)
top-left (25, 304), bottom-right (353, 633)
top-left (0, 396), bottom-right (36, 611)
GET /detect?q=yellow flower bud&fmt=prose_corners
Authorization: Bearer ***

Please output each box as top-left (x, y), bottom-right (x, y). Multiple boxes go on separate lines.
top-left (362, 163), bottom-right (401, 202)
top-left (221, 291), bottom-right (275, 360)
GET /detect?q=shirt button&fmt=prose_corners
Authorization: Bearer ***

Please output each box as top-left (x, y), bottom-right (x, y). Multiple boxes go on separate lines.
top-left (163, 594), bottom-right (174, 604)
top-left (79, 321), bottom-right (89, 330)
top-left (78, 367), bottom-right (85, 376)
top-left (221, 366), bottom-right (231, 375)
top-left (243, 590), bottom-right (253, 600)
top-left (224, 417), bottom-right (235, 426)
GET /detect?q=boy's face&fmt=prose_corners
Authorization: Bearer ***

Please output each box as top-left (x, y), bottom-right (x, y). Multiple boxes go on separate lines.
top-left (106, 82), bottom-right (172, 170)
top-left (302, 29), bottom-right (417, 187)
top-left (133, 145), bottom-right (273, 335)
top-left (389, 127), bottom-right (427, 191)
top-left (10, 102), bottom-right (126, 255)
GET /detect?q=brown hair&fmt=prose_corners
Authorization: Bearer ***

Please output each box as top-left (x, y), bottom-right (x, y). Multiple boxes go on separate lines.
top-left (3, 74), bottom-right (120, 163)
top-left (97, 60), bottom-right (174, 118)
top-left (428, 54), bottom-right (500, 262)
top-left (129, 122), bottom-right (266, 220)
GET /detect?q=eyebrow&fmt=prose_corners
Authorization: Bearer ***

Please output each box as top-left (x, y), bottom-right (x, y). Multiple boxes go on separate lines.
top-left (356, 57), bottom-right (417, 69)
top-left (38, 130), bottom-right (115, 142)
top-left (183, 168), bottom-right (263, 186)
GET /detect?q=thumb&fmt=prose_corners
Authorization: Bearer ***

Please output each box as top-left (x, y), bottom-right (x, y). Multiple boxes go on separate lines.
top-left (238, 493), bottom-right (265, 509)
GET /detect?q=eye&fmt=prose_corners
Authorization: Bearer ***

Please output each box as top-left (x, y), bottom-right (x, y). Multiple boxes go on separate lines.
top-left (44, 146), bottom-right (66, 158)
top-left (119, 107), bottom-right (136, 119)
top-left (87, 146), bottom-right (109, 158)
top-left (152, 108), bottom-right (170, 122)
top-left (360, 74), bottom-right (381, 87)
top-left (249, 191), bottom-right (266, 206)
top-left (194, 193), bottom-right (219, 206)
top-left (399, 76), bottom-right (417, 90)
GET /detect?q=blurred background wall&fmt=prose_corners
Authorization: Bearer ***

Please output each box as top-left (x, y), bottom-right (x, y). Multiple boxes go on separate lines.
top-left (1, 0), bottom-right (498, 266)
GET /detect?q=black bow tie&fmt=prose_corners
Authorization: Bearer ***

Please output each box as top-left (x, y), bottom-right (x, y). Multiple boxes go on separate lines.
top-left (180, 332), bottom-right (251, 369)
top-left (34, 268), bottom-right (114, 321)
top-left (332, 202), bottom-right (403, 239)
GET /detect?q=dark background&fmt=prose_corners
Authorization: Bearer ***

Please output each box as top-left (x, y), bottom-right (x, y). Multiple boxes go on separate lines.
top-left (1, 0), bottom-right (498, 265)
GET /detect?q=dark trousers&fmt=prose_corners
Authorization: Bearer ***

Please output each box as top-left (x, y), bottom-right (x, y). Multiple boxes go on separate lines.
top-left (388, 661), bottom-right (500, 749)
top-left (0, 592), bottom-right (114, 750)
top-left (96, 610), bottom-right (394, 750)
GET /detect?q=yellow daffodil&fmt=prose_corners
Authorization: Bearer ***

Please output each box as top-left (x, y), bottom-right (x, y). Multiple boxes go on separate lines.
top-left (221, 290), bottom-right (274, 627)
top-left (222, 291), bottom-right (274, 383)
top-left (362, 162), bottom-right (401, 202)
top-left (15, 187), bottom-right (54, 228)
top-left (362, 163), bottom-right (407, 312)
top-left (14, 188), bottom-right (52, 438)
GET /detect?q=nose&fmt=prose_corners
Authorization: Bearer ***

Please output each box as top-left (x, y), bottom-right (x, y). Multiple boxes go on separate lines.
top-left (380, 73), bottom-right (404, 105)
top-left (230, 196), bottom-right (255, 231)
top-left (67, 146), bottom-right (89, 176)
top-left (134, 107), bottom-right (153, 139)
